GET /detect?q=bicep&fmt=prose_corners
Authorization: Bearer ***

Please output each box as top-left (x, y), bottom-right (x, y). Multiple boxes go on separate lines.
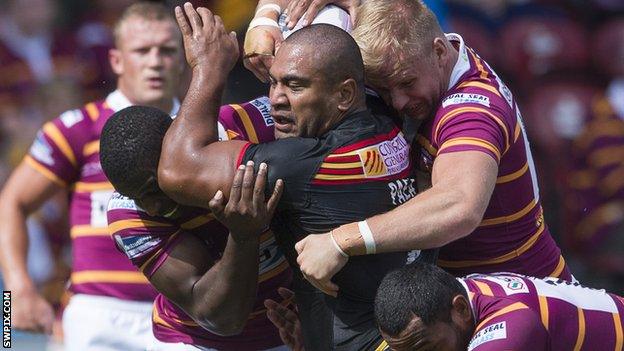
top-left (0, 161), bottom-right (65, 214)
top-left (149, 232), bottom-right (219, 311)
top-left (158, 141), bottom-right (248, 208)
top-left (431, 151), bottom-right (498, 217)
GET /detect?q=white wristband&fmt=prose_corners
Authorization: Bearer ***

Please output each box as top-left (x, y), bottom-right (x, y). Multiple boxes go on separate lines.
top-left (330, 231), bottom-right (349, 258)
top-left (247, 17), bottom-right (280, 32)
top-left (256, 4), bottom-right (281, 16)
top-left (358, 220), bottom-right (376, 254)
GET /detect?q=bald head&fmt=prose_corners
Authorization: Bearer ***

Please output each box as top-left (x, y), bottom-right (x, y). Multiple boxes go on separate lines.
top-left (281, 24), bottom-right (365, 90)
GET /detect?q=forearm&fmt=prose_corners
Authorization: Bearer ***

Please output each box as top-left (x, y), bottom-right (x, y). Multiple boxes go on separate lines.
top-left (0, 199), bottom-right (35, 292)
top-left (191, 235), bottom-right (260, 335)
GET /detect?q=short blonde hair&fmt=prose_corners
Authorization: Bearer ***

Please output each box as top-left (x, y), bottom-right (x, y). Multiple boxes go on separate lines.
top-left (113, 2), bottom-right (177, 47)
top-left (352, 0), bottom-right (443, 88)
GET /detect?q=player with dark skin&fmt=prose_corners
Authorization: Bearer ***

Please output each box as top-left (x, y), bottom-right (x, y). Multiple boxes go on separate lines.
top-left (159, 3), bottom-right (364, 206)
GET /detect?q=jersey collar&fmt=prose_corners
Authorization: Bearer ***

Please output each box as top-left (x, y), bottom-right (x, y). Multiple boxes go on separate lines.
top-left (105, 89), bottom-right (180, 116)
top-left (446, 33), bottom-right (470, 91)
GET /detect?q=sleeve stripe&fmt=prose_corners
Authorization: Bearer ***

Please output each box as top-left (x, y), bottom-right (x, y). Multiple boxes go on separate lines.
top-left (24, 156), bottom-right (67, 187)
top-left (473, 281), bottom-right (494, 296)
top-left (574, 308), bottom-right (586, 351)
top-left (83, 140), bottom-right (99, 157)
top-left (416, 135), bottom-right (438, 156)
top-left (70, 270), bottom-right (148, 284)
top-left (475, 302), bottom-right (529, 331)
top-left (42, 122), bottom-right (77, 167)
top-left (230, 104), bottom-right (259, 143)
top-left (457, 81), bottom-right (502, 98)
top-left (72, 181), bottom-right (113, 192)
top-left (548, 255), bottom-right (567, 278)
top-left (480, 200), bottom-right (537, 227)
top-left (438, 220), bottom-right (545, 268)
top-left (613, 313), bottom-right (623, 351)
top-left (538, 295), bottom-right (549, 331)
top-left (107, 219), bottom-right (172, 235)
top-left (438, 137), bottom-right (501, 162)
top-left (434, 106), bottom-right (510, 153)
top-left (497, 162), bottom-right (528, 184)
top-left (514, 122), bottom-right (521, 142)
top-left (85, 102), bottom-right (100, 121)
top-left (70, 225), bottom-right (110, 238)
top-left (139, 230), bottom-right (181, 273)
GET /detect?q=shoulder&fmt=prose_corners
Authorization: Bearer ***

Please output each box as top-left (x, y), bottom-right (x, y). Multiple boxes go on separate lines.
top-left (219, 96), bottom-right (275, 143)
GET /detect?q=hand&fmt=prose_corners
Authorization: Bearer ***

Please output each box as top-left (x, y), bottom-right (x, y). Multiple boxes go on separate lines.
top-left (294, 233), bottom-right (347, 297)
top-left (285, 0), bottom-right (361, 28)
top-left (175, 3), bottom-right (239, 72)
top-left (10, 288), bottom-right (54, 334)
top-left (243, 25), bottom-right (283, 83)
top-left (209, 161), bottom-right (283, 242)
top-left (264, 287), bottom-right (304, 351)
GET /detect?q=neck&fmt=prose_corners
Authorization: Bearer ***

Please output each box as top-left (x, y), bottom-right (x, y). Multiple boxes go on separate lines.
top-left (119, 87), bottom-right (173, 113)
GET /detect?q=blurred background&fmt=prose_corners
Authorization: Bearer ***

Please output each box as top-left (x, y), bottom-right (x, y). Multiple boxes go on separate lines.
top-left (0, 0), bottom-right (622, 349)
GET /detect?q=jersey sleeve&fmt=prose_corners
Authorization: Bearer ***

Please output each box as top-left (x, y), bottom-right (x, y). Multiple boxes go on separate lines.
top-left (433, 103), bottom-right (514, 164)
top-left (25, 109), bottom-right (90, 186)
top-left (106, 193), bottom-right (184, 277)
top-left (468, 307), bottom-right (549, 351)
top-left (218, 96), bottom-right (275, 143)
top-left (238, 138), bottom-right (320, 209)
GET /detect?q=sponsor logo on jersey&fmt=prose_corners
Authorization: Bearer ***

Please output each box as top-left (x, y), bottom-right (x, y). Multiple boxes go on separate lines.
top-left (468, 321), bottom-right (507, 351)
top-left (481, 275), bottom-right (529, 295)
top-left (250, 97), bottom-right (274, 126)
top-left (29, 132), bottom-right (55, 166)
top-left (115, 234), bottom-right (161, 259)
top-left (59, 109), bottom-right (84, 128)
top-left (442, 93), bottom-right (490, 108)
top-left (357, 133), bottom-right (409, 178)
top-left (107, 194), bottom-right (139, 211)
top-left (388, 178), bottom-right (417, 206)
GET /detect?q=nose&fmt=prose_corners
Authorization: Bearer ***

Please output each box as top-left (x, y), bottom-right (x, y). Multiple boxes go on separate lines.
top-left (390, 88), bottom-right (410, 112)
top-left (269, 84), bottom-right (288, 109)
top-left (147, 47), bottom-right (164, 68)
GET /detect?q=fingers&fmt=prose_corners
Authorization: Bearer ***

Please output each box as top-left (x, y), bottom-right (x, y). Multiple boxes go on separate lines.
top-left (229, 164), bottom-right (246, 204)
top-left (304, 273), bottom-right (338, 297)
top-left (300, 0), bottom-right (325, 27)
top-left (277, 287), bottom-right (295, 302)
top-left (266, 179), bottom-right (283, 217)
top-left (175, 6), bottom-right (192, 37)
top-left (294, 236), bottom-right (306, 254)
top-left (197, 7), bottom-right (216, 31)
top-left (208, 190), bottom-right (225, 215)
top-left (184, 2), bottom-right (203, 33)
top-left (243, 54), bottom-right (273, 83)
top-left (252, 162), bottom-right (268, 209)
top-left (286, 0), bottom-right (310, 29)
top-left (241, 160), bottom-right (256, 203)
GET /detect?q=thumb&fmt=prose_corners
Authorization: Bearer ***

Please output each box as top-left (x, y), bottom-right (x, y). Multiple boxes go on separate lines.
top-left (208, 190), bottom-right (225, 214)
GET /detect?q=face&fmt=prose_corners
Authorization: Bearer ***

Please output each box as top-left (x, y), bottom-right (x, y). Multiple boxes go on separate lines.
top-left (382, 317), bottom-right (473, 351)
top-left (373, 47), bottom-right (447, 121)
top-left (268, 44), bottom-right (340, 139)
top-left (110, 16), bottom-right (184, 108)
top-left (122, 174), bottom-right (180, 218)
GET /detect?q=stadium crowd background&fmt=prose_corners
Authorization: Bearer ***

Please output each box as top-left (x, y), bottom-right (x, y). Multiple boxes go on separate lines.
top-left (0, 0), bottom-right (622, 348)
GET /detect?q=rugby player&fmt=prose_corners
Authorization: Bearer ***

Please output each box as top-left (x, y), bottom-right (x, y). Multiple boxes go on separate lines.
top-left (287, 0), bottom-right (574, 294)
top-left (0, 3), bottom-right (183, 349)
top-left (156, 4), bottom-right (435, 350)
top-left (100, 102), bottom-right (292, 350)
top-left (375, 262), bottom-right (624, 351)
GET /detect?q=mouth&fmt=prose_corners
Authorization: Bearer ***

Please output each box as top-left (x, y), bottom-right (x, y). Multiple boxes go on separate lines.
top-left (271, 112), bottom-right (295, 134)
top-left (146, 77), bottom-right (165, 88)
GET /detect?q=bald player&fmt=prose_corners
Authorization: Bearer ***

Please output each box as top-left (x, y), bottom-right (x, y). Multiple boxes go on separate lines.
top-left (375, 262), bottom-right (624, 351)
top-left (154, 4), bottom-right (435, 350)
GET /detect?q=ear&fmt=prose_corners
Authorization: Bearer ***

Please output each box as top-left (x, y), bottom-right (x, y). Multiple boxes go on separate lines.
top-left (336, 78), bottom-right (358, 112)
top-left (432, 37), bottom-right (448, 68)
top-left (450, 295), bottom-right (472, 325)
top-left (109, 48), bottom-right (123, 75)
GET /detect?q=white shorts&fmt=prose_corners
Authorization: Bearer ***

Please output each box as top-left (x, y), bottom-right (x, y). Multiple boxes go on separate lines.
top-left (63, 294), bottom-right (156, 351)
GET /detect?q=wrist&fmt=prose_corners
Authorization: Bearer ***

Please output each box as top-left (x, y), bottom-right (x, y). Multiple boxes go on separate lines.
top-left (332, 220), bottom-right (377, 256)
top-left (255, 4), bottom-right (281, 21)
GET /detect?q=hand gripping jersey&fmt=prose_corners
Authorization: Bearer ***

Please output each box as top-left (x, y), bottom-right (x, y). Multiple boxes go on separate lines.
top-left (240, 102), bottom-right (435, 350)
top-left (414, 34), bottom-right (571, 280)
top-left (107, 97), bottom-right (292, 350)
top-left (461, 273), bottom-right (624, 350)
top-left (26, 90), bottom-right (162, 301)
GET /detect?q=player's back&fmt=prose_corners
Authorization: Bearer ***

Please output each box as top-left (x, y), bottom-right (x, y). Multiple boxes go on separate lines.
top-left (463, 273), bottom-right (624, 350)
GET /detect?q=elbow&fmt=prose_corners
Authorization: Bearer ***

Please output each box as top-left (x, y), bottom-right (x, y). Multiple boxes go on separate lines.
top-left (449, 203), bottom-right (485, 241)
top-left (157, 165), bottom-right (188, 201)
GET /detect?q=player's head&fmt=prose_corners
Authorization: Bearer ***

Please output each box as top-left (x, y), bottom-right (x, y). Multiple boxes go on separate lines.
top-left (109, 2), bottom-right (184, 109)
top-left (100, 106), bottom-right (181, 217)
top-left (269, 24), bottom-right (366, 139)
top-left (353, 0), bottom-right (453, 121)
top-left (375, 262), bottom-right (474, 351)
